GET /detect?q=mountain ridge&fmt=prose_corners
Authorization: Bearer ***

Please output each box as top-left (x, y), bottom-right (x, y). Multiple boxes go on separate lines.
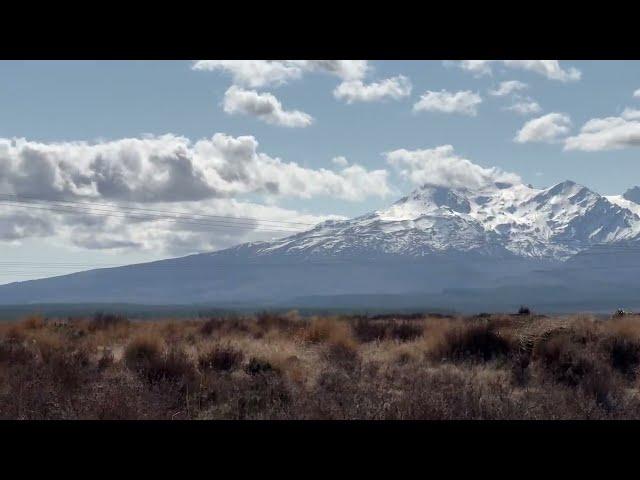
top-left (2, 178), bottom-right (640, 310)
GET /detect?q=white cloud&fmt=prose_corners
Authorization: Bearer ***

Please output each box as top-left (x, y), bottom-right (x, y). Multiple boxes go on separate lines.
top-left (333, 75), bottom-right (412, 103)
top-left (0, 133), bottom-right (393, 255)
top-left (192, 60), bottom-right (368, 88)
top-left (385, 145), bottom-right (520, 190)
top-left (450, 60), bottom-right (581, 82)
top-left (514, 113), bottom-right (571, 143)
top-left (502, 60), bottom-right (581, 82)
top-left (331, 156), bottom-right (349, 167)
top-left (564, 115), bottom-right (640, 151)
top-left (192, 61), bottom-right (303, 88)
top-left (488, 80), bottom-right (528, 96)
top-left (413, 90), bottom-right (482, 116)
top-left (633, 88), bottom-right (640, 99)
top-left (0, 134), bottom-right (390, 203)
top-left (505, 98), bottom-right (542, 115)
top-left (300, 60), bottom-right (369, 81)
top-left (445, 60), bottom-right (493, 77)
top-left (622, 108), bottom-right (640, 120)
top-left (222, 86), bottom-right (313, 128)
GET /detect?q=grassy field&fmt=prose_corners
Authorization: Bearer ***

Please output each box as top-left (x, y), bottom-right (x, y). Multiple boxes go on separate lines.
top-left (2, 310), bottom-right (640, 419)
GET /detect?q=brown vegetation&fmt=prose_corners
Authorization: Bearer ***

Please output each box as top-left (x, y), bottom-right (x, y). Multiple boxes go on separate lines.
top-left (3, 311), bottom-right (640, 419)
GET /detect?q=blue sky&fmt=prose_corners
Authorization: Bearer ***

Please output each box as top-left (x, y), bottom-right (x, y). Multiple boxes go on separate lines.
top-left (1, 60), bottom-right (639, 282)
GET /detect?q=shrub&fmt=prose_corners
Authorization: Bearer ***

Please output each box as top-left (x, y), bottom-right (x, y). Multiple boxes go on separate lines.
top-left (324, 341), bottom-right (359, 369)
top-left (142, 346), bottom-right (195, 385)
top-left (352, 319), bottom-right (387, 343)
top-left (198, 345), bottom-right (244, 372)
top-left (21, 314), bottom-right (46, 330)
top-left (97, 349), bottom-right (115, 371)
top-left (124, 335), bottom-right (163, 372)
top-left (301, 317), bottom-right (353, 345)
top-left (89, 312), bottom-right (129, 331)
top-left (389, 321), bottom-right (423, 342)
top-left (603, 334), bottom-right (640, 379)
top-left (432, 322), bottom-right (514, 362)
top-left (245, 357), bottom-right (276, 376)
top-left (533, 333), bottom-right (607, 388)
top-left (518, 306), bottom-right (531, 316)
top-left (199, 316), bottom-right (249, 336)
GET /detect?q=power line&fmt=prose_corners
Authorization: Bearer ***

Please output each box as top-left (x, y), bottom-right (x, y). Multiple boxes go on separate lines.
top-left (0, 193), bottom-right (319, 227)
top-left (0, 200), bottom-right (306, 234)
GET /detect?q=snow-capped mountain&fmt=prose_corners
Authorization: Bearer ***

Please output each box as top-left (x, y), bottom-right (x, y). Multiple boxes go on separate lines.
top-left (2, 179), bottom-right (640, 311)
top-left (224, 180), bottom-right (640, 262)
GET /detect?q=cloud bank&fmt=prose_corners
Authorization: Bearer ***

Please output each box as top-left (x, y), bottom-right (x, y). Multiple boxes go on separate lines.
top-left (0, 133), bottom-right (391, 255)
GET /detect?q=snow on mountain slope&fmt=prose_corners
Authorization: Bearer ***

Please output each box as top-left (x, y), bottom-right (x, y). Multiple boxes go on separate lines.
top-left (218, 180), bottom-right (640, 261)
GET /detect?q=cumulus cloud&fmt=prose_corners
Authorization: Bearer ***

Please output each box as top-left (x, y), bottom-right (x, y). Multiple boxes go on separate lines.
top-left (0, 134), bottom-right (390, 203)
top-left (505, 97), bottom-right (542, 115)
top-left (449, 60), bottom-right (581, 82)
top-left (413, 90), bottom-right (482, 116)
top-left (331, 156), bottom-right (349, 167)
top-left (192, 60), bottom-right (368, 88)
top-left (333, 75), bottom-right (412, 103)
top-left (222, 86), bottom-right (313, 128)
top-left (564, 115), bottom-right (640, 151)
top-left (1, 133), bottom-right (393, 254)
top-left (622, 108), bottom-right (640, 120)
top-left (514, 113), bottom-right (571, 143)
top-left (385, 145), bottom-right (520, 190)
top-left (0, 133), bottom-right (391, 255)
top-left (633, 88), bottom-right (640, 99)
top-left (488, 80), bottom-right (528, 96)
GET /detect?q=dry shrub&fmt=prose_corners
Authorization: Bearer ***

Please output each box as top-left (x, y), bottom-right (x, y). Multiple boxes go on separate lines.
top-left (532, 331), bottom-right (619, 408)
top-left (199, 316), bottom-right (249, 337)
top-left (301, 317), bottom-right (353, 345)
top-left (144, 346), bottom-right (195, 385)
top-left (198, 344), bottom-right (244, 372)
top-left (352, 319), bottom-right (388, 343)
top-left (324, 341), bottom-right (359, 369)
top-left (603, 334), bottom-right (640, 379)
top-left (97, 348), bottom-right (115, 371)
top-left (389, 321), bottom-right (424, 342)
top-left (21, 314), bottom-right (46, 330)
top-left (35, 338), bottom-right (92, 392)
top-left (124, 334), bottom-right (163, 372)
top-left (89, 312), bottom-right (129, 331)
top-left (245, 357), bottom-right (277, 376)
top-left (0, 339), bottom-right (35, 365)
top-left (352, 318), bottom-right (424, 343)
top-left (432, 321), bottom-right (515, 363)
top-left (255, 311), bottom-right (303, 334)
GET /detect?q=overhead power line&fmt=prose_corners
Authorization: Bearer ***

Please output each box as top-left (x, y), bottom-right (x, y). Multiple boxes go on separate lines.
top-left (0, 193), bottom-right (319, 227)
top-left (0, 199), bottom-right (307, 234)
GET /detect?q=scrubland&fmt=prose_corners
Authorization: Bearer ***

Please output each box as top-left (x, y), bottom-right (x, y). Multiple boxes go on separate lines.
top-left (3, 310), bottom-right (640, 419)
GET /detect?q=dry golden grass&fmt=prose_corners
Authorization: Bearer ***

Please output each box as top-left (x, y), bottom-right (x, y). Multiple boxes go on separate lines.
top-left (2, 311), bottom-right (640, 419)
